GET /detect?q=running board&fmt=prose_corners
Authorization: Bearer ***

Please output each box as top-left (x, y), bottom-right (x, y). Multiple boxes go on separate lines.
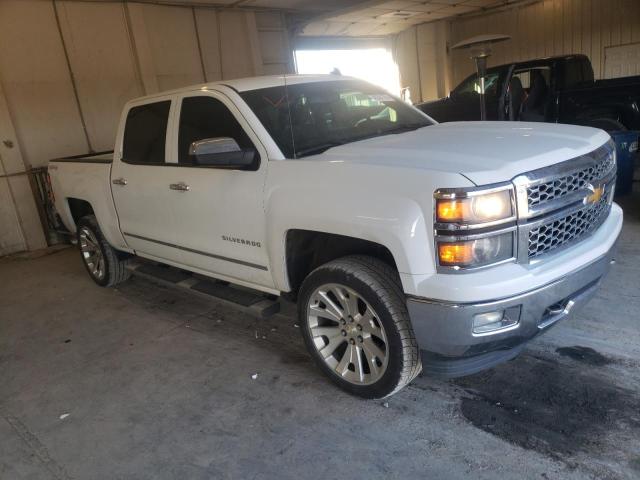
top-left (126, 260), bottom-right (280, 318)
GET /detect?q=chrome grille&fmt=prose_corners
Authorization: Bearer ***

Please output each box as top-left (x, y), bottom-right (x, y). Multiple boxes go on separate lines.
top-left (528, 195), bottom-right (611, 258)
top-left (527, 149), bottom-right (615, 208)
top-left (516, 140), bottom-right (616, 262)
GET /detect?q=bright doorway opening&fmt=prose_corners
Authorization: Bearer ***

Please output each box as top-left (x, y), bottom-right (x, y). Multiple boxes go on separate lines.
top-left (294, 48), bottom-right (401, 96)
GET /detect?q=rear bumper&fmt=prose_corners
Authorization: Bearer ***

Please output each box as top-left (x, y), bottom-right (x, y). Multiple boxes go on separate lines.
top-left (406, 243), bottom-right (617, 378)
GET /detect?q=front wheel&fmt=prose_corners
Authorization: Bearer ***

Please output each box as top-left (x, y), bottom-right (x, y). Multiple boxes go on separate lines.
top-left (77, 215), bottom-right (131, 287)
top-left (298, 256), bottom-right (422, 399)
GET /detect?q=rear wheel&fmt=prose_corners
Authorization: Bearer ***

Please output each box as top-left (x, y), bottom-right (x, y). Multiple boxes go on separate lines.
top-left (77, 215), bottom-right (131, 287)
top-left (298, 255), bottom-right (421, 399)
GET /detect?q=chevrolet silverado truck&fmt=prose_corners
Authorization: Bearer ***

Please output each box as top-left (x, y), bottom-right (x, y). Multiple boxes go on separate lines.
top-left (48, 75), bottom-right (622, 398)
top-left (417, 54), bottom-right (640, 132)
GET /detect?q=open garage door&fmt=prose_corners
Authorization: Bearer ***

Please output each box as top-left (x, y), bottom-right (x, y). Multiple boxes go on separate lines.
top-left (294, 36), bottom-right (400, 95)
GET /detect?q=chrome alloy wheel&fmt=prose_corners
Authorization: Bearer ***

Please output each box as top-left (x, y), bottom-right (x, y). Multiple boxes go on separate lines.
top-left (79, 226), bottom-right (105, 280)
top-left (306, 283), bottom-right (389, 385)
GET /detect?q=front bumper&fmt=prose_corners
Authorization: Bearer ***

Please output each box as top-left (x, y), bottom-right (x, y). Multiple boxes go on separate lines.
top-left (406, 243), bottom-right (616, 378)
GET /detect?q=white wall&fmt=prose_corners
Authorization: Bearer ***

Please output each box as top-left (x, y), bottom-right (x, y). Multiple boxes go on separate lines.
top-left (0, 0), bottom-right (294, 255)
top-left (394, 21), bottom-right (450, 104)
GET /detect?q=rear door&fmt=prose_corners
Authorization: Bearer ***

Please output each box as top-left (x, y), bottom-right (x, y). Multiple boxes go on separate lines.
top-left (166, 90), bottom-right (273, 289)
top-left (111, 98), bottom-right (184, 264)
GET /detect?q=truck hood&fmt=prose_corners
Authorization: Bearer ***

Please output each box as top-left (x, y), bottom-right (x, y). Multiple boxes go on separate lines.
top-left (318, 121), bottom-right (610, 185)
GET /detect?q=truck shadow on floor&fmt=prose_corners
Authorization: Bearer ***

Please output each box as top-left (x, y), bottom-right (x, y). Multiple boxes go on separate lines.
top-left (454, 349), bottom-right (640, 474)
top-left (118, 274), bottom-right (640, 475)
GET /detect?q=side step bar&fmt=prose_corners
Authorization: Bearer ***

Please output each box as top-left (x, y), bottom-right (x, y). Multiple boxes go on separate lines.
top-left (126, 260), bottom-right (280, 318)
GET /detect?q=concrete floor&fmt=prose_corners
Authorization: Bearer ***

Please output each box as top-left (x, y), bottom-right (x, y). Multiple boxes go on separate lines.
top-left (1, 193), bottom-right (639, 480)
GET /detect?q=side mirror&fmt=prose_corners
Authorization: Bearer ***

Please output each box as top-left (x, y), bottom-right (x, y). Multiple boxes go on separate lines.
top-left (189, 137), bottom-right (257, 168)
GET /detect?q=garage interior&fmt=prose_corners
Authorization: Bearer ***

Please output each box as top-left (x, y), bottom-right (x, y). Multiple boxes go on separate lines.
top-left (1, 0), bottom-right (639, 478)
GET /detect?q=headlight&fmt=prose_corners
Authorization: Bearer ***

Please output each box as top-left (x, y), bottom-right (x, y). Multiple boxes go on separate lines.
top-left (436, 188), bottom-right (514, 226)
top-left (434, 184), bottom-right (516, 271)
top-left (437, 232), bottom-right (514, 268)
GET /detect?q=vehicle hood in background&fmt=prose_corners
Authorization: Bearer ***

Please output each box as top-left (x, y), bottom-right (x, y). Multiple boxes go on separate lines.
top-left (318, 121), bottom-right (610, 185)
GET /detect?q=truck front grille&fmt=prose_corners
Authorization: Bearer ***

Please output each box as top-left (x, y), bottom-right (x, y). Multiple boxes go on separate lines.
top-left (526, 152), bottom-right (615, 208)
top-left (514, 140), bottom-right (616, 262)
top-left (527, 194), bottom-right (611, 258)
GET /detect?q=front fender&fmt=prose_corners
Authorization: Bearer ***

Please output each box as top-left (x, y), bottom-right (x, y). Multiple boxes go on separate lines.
top-left (264, 160), bottom-right (473, 291)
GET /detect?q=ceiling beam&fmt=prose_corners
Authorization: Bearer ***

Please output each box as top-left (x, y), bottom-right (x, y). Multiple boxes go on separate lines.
top-left (57, 0), bottom-right (317, 14)
top-left (297, 0), bottom-right (540, 38)
top-left (290, 0), bottom-right (391, 35)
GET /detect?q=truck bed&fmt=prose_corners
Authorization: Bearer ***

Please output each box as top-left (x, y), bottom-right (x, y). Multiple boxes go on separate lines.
top-left (50, 151), bottom-right (114, 164)
top-left (48, 151), bottom-right (126, 250)
top-left (594, 75), bottom-right (640, 89)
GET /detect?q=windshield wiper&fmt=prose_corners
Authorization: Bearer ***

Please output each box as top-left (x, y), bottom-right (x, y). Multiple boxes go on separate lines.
top-left (294, 124), bottom-right (428, 157)
top-left (295, 142), bottom-right (344, 157)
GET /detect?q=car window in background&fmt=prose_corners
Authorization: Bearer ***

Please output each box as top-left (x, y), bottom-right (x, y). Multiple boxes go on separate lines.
top-left (513, 67), bottom-right (551, 91)
top-left (453, 71), bottom-right (502, 97)
top-left (122, 101), bottom-right (171, 164)
top-left (240, 79), bottom-right (433, 158)
top-left (563, 58), bottom-right (592, 89)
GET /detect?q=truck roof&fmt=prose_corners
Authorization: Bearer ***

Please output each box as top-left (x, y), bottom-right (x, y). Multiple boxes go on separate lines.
top-left (130, 74), bottom-right (355, 103)
top-left (489, 53), bottom-right (589, 70)
top-left (223, 74), bottom-right (353, 92)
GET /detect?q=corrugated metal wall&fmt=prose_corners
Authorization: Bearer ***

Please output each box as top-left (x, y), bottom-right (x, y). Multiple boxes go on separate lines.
top-left (394, 21), bottom-right (451, 104)
top-left (394, 0), bottom-right (640, 103)
top-left (0, 0), bottom-right (293, 255)
top-left (0, 0), bottom-right (293, 168)
top-left (451, 0), bottom-right (640, 86)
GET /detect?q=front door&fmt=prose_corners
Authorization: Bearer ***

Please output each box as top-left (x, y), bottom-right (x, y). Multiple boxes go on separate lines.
top-left (166, 91), bottom-right (273, 289)
top-left (448, 68), bottom-right (506, 121)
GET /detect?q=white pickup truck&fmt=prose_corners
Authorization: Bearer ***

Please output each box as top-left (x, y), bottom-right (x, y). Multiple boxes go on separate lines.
top-left (49, 75), bottom-right (622, 398)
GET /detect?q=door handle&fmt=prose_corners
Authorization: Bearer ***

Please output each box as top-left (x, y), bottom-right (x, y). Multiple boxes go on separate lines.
top-left (112, 178), bottom-right (127, 186)
top-left (169, 182), bottom-right (190, 192)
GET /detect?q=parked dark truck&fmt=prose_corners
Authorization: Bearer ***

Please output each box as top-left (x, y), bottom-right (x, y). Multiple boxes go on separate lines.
top-left (417, 54), bottom-right (640, 132)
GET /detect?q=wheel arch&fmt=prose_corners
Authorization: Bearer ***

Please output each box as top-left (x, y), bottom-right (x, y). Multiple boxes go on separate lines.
top-left (60, 196), bottom-right (130, 253)
top-left (66, 197), bottom-right (95, 229)
top-left (574, 104), bottom-right (634, 131)
top-left (283, 229), bottom-right (401, 300)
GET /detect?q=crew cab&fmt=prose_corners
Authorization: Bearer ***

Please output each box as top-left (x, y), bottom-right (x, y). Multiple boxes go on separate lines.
top-left (48, 75), bottom-right (622, 398)
top-left (417, 54), bottom-right (640, 132)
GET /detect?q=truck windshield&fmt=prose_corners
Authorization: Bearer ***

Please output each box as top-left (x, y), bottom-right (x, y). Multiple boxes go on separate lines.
top-left (240, 79), bottom-right (433, 158)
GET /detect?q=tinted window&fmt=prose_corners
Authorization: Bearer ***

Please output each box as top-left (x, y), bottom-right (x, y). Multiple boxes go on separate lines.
top-left (241, 80), bottom-right (432, 158)
top-left (564, 59), bottom-right (585, 89)
top-left (513, 67), bottom-right (551, 90)
top-left (454, 71), bottom-right (502, 97)
top-left (582, 60), bottom-right (594, 83)
top-left (122, 101), bottom-right (170, 164)
top-left (178, 96), bottom-right (254, 164)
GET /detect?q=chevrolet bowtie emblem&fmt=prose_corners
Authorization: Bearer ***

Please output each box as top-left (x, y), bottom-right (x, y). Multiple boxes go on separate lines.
top-left (585, 184), bottom-right (605, 205)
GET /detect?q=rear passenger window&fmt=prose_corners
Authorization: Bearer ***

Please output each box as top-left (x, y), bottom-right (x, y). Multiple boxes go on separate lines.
top-left (178, 96), bottom-right (254, 164)
top-left (564, 60), bottom-right (587, 89)
top-left (122, 101), bottom-right (171, 164)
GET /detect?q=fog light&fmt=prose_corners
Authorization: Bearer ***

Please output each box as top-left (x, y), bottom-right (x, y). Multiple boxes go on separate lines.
top-left (473, 307), bottom-right (520, 334)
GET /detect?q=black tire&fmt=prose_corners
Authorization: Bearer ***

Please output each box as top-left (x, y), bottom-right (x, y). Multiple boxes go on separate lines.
top-left (76, 215), bottom-right (131, 287)
top-left (297, 255), bottom-right (422, 399)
